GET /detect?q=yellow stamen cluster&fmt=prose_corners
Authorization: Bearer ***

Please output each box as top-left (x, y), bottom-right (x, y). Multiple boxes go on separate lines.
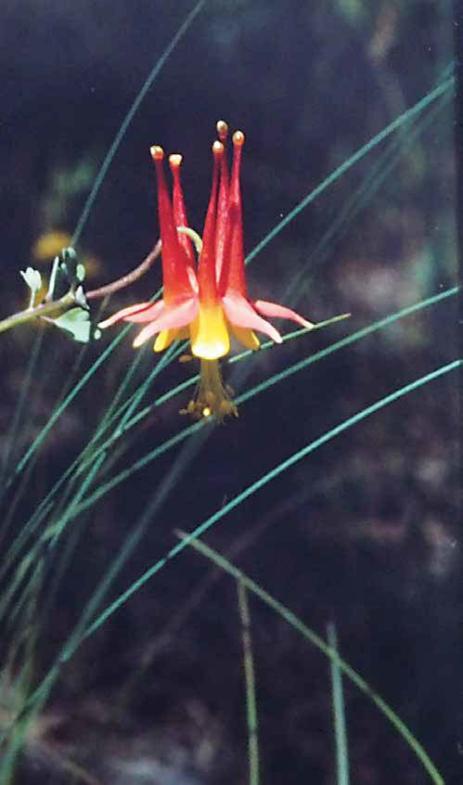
top-left (182, 359), bottom-right (238, 421)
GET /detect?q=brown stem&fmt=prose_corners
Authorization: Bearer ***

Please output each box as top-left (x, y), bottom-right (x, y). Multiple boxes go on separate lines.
top-left (0, 293), bottom-right (75, 336)
top-left (85, 240), bottom-right (161, 301)
top-left (0, 242), bottom-right (162, 337)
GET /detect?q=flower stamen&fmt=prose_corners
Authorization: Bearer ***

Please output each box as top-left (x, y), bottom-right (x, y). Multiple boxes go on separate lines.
top-left (182, 359), bottom-right (238, 421)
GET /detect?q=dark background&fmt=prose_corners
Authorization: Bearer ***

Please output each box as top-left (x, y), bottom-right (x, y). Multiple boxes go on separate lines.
top-left (0, 2), bottom-right (460, 784)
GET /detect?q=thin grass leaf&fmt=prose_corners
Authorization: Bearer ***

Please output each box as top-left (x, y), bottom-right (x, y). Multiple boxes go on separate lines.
top-left (0, 330), bottom-right (44, 485)
top-left (180, 537), bottom-right (445, 785)
top-left (285, 91), bottom-right (452, 304)
top-left (0, 453), bottom-right (106, 630)
top-left (246, 70), bottom-right (454, 267)
top-left (237, 580), bottom-right (260, 785)
top-left (73, 359), bottom-right (460, 649)
top-left (9, 324), bottom-right (130, 482)
top-left (71, 288), bottom-right (458, 516)
top-left (327, 621), bottom-right (350, 785)
top-left (9, 70), bottom-right (453, 494)
top-left (71, 0), bottom-right (206, 247)
top-left (2, 296), bottom-right (441, 624)
top-left (6, 0), bottom-right (205, 497)
top-left (1, 289), bottom-right (456, 629)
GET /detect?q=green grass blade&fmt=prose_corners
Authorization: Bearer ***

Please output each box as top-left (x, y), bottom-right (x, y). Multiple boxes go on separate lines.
top-left (49, 426), bottom-right (213, 670)
top-left (181, 537), bottom-right (445, 785)
top-left (91, 341), bottom-right (152, 434)
top-left (71, 0), bottom-right (206, 246)
top-left (72, 288), bottom-right (458, 515)
top-left (0, 330), bottom-right (44, 485)
top-left (6, 0), bottom-right (206, 493)
top-left (64, 285), bottom-right (454, 488)
top-left (284, 91), bottom-right (452, 304)
top-left (246, 71), bottom-right (454, 266)
top-left (5, 289), bottom-right (453, 608)
top-left (0, 453), bottom-right (106, 630)
top-left (237, 580), bottom-right (260, 785)
top-left (7, 70), bottom-right (453, 491)
top-left (327, 622), bottom-right (350, 785)
top-left (9, 327), bottom-right (125, 480)
top-left (237, 289), bottom-right (458, 406)
top-left (79, 359), bottom-right (460, 643)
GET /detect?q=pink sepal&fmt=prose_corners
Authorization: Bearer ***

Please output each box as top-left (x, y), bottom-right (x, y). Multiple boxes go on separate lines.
top-left (253, 300), bottom-right (314, 329)
top-left (124, 300), bottom-right (165, 323)
top-left (99, 302), bottom-right (152, 329)
top-left (222, 292), bottom-right (282, 344)
top-left (132, 297), bottom-right (198, 347)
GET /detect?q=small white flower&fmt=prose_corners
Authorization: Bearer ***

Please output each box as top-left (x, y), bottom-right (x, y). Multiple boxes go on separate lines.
top-left (20, 267), bottom-right (42, 309)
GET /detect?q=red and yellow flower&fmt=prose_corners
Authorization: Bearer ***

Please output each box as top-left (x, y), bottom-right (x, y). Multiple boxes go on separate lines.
top-left (100, 122), bottom-right (314, 418)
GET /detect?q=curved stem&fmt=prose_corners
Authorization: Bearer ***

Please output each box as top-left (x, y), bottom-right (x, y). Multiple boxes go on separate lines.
top-left (86, 241), bottom-right (161, 301)
top-left (177, 226), bottom-right (203, 255)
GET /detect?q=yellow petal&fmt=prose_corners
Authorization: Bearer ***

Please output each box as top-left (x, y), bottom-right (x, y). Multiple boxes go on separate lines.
top-left (154, 329), bottom-right (175, 352)
top-left (230, 324), bottom-right (260, 351)
top-left (190, 304), bottom-right (230, 360)
top-left (154, 327), bottom-right (189, 352)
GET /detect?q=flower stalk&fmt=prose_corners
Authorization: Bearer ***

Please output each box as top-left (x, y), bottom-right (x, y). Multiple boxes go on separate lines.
top-left (0, 292), bottom-right (75, 335)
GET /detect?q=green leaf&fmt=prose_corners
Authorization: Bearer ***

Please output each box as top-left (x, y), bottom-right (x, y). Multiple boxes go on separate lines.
top-left (50, 307), bottom-right (101, 344)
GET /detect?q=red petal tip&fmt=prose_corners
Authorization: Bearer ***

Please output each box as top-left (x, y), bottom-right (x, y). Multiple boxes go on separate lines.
top-left (233, 130), bottom-right (245, 147)
top-left (150, 145), bottom-right (164, 161)
top-left (216, 120), bottom-right (228, 141)
top-left (169, 153), bottom-right (183, 169)
top-left (213, 140), bottom-right (224, 158)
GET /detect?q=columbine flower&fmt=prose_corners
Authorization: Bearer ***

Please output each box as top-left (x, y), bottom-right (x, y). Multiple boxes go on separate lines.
top-left (99, 122), bottom-right (314, 419)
